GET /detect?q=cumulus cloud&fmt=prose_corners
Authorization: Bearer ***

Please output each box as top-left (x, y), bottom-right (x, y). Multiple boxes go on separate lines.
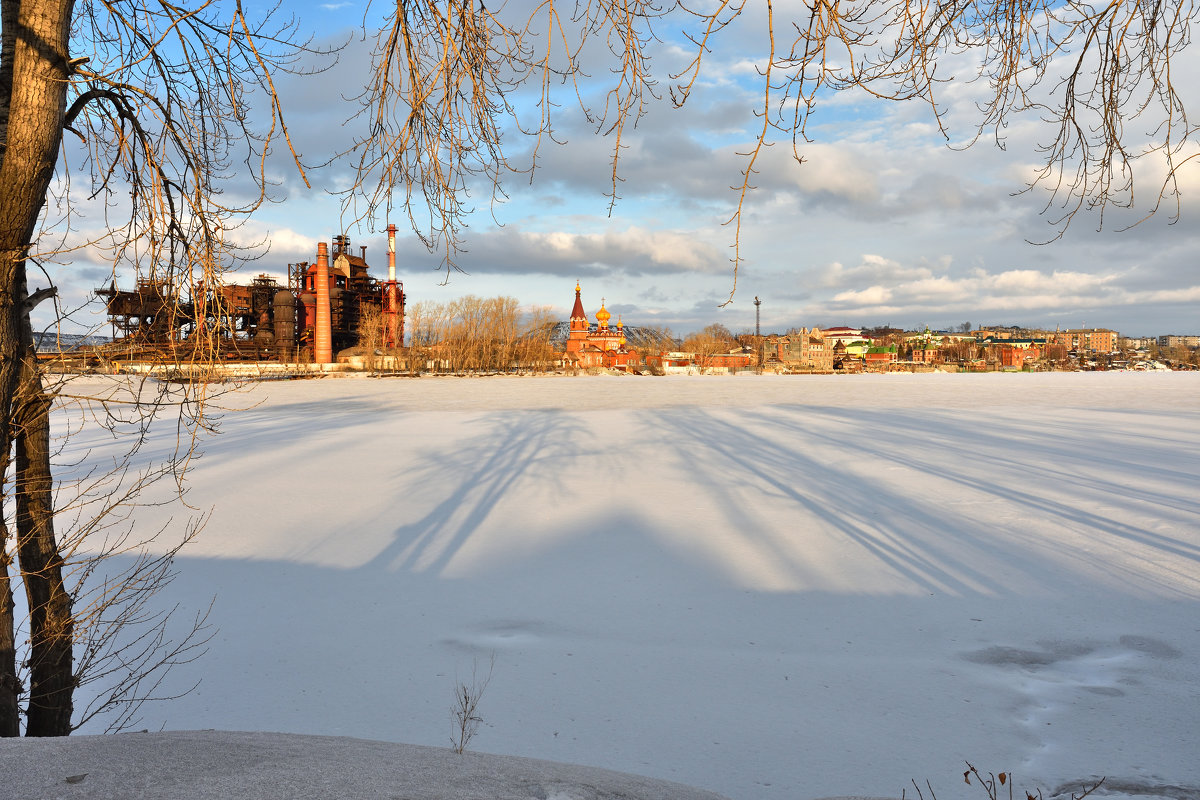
top-left (819, 256), bottom-right (933, 288)
top-left (758, 144), bottom-right (881, 206)
top-left (810, 254), bottom-right (1198, 333)
top-left (832, 285), bottom-right (893, 305)
top-left (392, 224), bottom-right (727, 279)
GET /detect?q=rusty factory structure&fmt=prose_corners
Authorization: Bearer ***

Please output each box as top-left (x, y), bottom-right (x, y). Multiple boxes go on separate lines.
top-left (96, 229), bottom-right (406, 363)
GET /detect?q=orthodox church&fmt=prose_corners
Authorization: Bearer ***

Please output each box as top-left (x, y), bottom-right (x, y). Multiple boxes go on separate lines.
top-left (563, 283), bottom-right (641, 370)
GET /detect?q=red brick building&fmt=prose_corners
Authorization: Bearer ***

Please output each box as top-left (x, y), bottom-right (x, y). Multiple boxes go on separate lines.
top-left (997, 342), bottom-right (1043, 368)
top-left (911, 343), bottom-right (941, 364)
top-left (863, 345), bottom-right (898, 370)
top-left (563, 283), bottom-right (641, 370)
top-left (1049, 328), bottom-right (1117, 352)
top-left (708, 351), bottom-right (752, 371)
top-left (979, 337), bottom-right (1045, 368)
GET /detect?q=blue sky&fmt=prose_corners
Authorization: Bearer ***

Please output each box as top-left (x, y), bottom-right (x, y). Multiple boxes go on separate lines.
top-left (46, 0), bottom-right (1200, 338)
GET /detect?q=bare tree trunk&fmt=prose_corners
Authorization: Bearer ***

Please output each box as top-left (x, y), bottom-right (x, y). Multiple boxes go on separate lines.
top-left (13, 242), bottom-right (72, 735)
top-left (0, 0), bottom-right (73, 736)
top-left (0, 512), bottom-right (18, 735)
top-left (0, 288), bottom-right (20, 735)
top-left (15, 348), bottom-right (73, 736)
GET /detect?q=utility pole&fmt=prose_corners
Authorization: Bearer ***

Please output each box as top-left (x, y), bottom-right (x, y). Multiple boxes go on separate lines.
top-left (754, 296), bottom-right (762, 374)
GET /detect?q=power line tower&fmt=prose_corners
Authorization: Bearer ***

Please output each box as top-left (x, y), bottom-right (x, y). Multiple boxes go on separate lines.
top-left (754, 296), bottom-right (762, 374)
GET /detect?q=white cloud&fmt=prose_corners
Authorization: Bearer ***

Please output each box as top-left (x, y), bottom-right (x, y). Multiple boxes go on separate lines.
top-left (522, 227), bottom-right (723, 272)
top-left (814, 256), bottom-right (1199, 330)
top-left (832, 285), bottom-right (892, 304)
top-left (397, 224), bottom-right (728, 279)
top-left (820, 255), bottom-right (933, 289)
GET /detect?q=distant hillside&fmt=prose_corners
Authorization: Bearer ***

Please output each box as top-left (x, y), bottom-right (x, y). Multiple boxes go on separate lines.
top-left (541, 321), bottom-right (679, 350)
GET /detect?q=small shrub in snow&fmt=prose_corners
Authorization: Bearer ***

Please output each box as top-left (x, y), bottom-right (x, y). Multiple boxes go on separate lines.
top-left (907, 763), bottom-right (1105, 800)
top-left (451, 655), bottom-right (494, 754)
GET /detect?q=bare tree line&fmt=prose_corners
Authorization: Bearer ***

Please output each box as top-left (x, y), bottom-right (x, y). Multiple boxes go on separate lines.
top-left (407, 296), bottom-right (557, 374)
top-left (683, 324), bottom-right (738, 372)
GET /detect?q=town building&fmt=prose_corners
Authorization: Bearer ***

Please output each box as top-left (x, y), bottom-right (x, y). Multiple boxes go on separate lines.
top-left (563, 283), bottom-right (641, 370)
top-left (706, 351), bottom-right (753, 373)
top-left (906, 328), bottom-right (944, 364)
top-left (1049, 328), bottom-right (1117, 352)
top-left (821, 326), bottom-right (868, 348)
top-left (771, 327), bottom-right (833, 371)
top-left (642, 351), bottom-right (696, 373)
top-left (977, 337), bottom-right (1046, 368)
top-left (911, 341), bottom-right (942, 364)
top-left (863, 345), bottom-right (898, 370)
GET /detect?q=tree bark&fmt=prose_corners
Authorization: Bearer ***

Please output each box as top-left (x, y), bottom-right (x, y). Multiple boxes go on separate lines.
top-left (15, 337), bottom-right (73, 735)
top-left (0, 0), bottom-right (76, 735)
top-left (0, 513), bottom-right (18, 736)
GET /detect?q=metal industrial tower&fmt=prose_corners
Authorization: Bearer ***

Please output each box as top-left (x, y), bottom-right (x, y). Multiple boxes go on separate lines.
top-left (754, 296), bottom-right (762, 374)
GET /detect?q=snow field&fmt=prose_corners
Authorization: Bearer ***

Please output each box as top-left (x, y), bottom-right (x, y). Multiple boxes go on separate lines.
top-left (49, 372), bottom-right (1200, 800)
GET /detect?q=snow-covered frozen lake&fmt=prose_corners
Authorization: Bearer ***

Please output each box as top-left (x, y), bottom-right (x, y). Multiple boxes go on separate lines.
top-left (57, 372), bottom-right (1200, 800)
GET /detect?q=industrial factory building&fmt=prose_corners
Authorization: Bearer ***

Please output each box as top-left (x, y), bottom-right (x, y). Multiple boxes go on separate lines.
top-left (96, 227), bottom-right (406, 363)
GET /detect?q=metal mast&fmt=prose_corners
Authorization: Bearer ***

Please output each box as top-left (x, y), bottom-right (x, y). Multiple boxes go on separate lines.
top-left (754, 296), bottom-right (762, 374)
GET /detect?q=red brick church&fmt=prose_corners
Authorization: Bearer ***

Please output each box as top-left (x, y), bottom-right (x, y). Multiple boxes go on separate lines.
top-left (564, 283), bottom-right (641, 370)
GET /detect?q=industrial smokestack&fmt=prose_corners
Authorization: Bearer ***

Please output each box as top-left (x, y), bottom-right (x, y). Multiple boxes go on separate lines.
top-left (384, 224), bottom-right (399, 349)
top-left (387, 224), bottom-right (396, 281)
top-left (315, 241), bottom-right (333, 363)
